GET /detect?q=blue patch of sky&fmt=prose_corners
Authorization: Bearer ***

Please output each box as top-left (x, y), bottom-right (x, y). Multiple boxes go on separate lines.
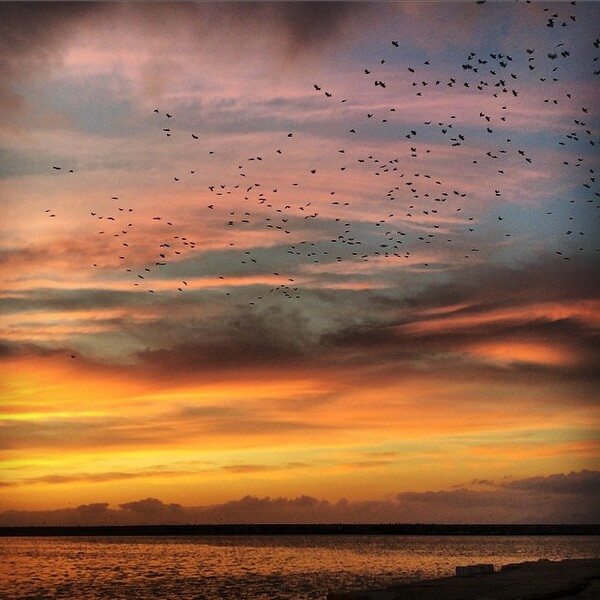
top-left (31, 73), bottom-right (138, 137)
top-left (475, 196), bottom-right (598, 265)
top-left (0, 147), bottom-right (58, 178)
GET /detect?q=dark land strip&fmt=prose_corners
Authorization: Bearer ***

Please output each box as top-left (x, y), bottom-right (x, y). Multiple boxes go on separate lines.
top-left (1, 523), bottom-right (598, 537)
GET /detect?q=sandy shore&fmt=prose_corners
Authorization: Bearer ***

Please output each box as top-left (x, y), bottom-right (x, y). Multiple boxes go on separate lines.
top-left (326, 558), bottom-right (600, 600)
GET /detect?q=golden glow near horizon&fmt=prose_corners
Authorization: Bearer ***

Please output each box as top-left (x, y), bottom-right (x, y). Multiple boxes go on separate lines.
top-left (1, 352), bottom-right (598, 513)
top-left (0, 2), bottom-right (598, 523)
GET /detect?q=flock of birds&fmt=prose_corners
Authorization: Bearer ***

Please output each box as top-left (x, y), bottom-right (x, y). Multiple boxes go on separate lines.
top-left (48, 2), bottom-right (598, 313)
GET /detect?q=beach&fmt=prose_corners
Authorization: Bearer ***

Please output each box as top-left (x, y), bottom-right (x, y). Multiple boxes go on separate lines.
top-left (327, 558), bottom-right (600, 600)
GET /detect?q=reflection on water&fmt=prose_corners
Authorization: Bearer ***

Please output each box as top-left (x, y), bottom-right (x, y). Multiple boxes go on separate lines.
top-left (1, 535), bottom-right (598, 599)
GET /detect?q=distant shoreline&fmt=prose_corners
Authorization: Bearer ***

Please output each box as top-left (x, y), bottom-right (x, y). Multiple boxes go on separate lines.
top-left (1, 523), bottom-right (599, 537)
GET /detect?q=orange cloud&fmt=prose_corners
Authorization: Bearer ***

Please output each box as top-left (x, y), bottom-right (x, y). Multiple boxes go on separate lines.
top-left (465, 340), bottom-right (578, 367)
top-left (400, 300), bottom-right (600, 335)
top-left (469, 439), bottom-right (600, 461)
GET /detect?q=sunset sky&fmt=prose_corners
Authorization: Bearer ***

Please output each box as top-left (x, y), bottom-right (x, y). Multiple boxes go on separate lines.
top-left (1, 1), bottom-right (599, 525)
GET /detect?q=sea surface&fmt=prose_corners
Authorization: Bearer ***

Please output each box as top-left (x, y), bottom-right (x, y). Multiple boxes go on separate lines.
top-left (0, 535), bottom-right (598, 599)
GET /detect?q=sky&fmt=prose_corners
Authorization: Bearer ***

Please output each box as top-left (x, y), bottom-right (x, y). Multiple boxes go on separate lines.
top-left (0, 1), bottom-right (599, 525)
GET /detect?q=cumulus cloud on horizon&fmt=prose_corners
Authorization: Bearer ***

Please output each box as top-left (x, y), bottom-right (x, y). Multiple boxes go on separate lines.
top-left (1, 470), bottom-right (597, 527)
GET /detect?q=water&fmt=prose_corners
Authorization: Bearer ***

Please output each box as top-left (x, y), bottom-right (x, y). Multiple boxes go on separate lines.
top-left (0, 535), bottom-right (598, 599)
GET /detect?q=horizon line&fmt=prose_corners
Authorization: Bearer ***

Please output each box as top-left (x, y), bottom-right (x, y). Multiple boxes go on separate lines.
top-left (1, 523), bottom-right (599, 537)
